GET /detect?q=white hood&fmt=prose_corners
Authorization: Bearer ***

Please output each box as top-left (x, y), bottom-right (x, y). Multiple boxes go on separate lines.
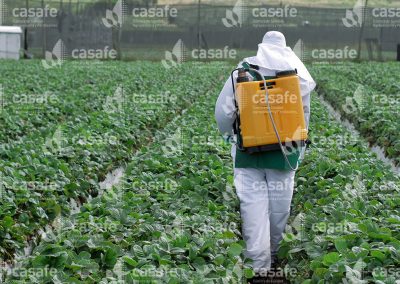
top-left (244, 31), bottom-right (316, 94)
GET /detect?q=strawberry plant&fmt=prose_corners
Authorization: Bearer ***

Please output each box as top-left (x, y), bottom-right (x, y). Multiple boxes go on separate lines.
top-left (280, 91), bottom-right (400, 283)
top-left (7, 67), bottom-right (247, 283)
top-left (1, 61), bottom-right (399, 283)
top-left (310, 62), bottom-right (400, 164)
top-left (0, 60), bottom-right (230, 261)
top-left (8, 63), bottom-right (400, 284)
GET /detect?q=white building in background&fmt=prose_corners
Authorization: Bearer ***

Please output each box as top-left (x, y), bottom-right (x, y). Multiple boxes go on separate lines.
top-left (0, 26), bottom-right (22, 60)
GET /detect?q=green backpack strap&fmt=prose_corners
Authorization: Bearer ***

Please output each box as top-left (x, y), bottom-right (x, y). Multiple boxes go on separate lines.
top-left (241, 62), bottom-right (264, 81)
top-left (241, 62), bottom-right (277, 81)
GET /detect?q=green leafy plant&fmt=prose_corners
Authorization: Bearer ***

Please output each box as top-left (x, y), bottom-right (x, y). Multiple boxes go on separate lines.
top-left (280, 92), bottom-right (400, 283)
top-left (0, 60), bottom-right (229, 262)
top-left (310, 62), bottom-right (400, 164)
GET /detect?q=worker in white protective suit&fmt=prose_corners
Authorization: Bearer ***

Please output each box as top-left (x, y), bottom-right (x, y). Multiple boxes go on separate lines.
top-left (215, 31), bottom-right (316, 281)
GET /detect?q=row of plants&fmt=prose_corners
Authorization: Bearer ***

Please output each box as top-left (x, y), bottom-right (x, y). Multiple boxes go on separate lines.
top-left (0, 61), bottom-right (173, 143)
top-left (332, 62), bottom-right (400, 95)
top-left (0, 61), bottom-right (229, 261)
top-left (7, 73), bottom-right (247, 283)
top-left (309, 63), bottom-right (400, 164)
top-left (280, 92), bottom-right (400, 283)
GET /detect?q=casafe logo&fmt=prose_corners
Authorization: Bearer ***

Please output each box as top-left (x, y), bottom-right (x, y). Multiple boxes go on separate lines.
top-left (342, 175), bottom-right (366, 202)
top-left (12, 5), bottom-right (57, 18)
top-left (343, 259), bottom-right (367, 283)
top-left (132, 5), bottom-right (177, 18)
top-left (222, 0), bottom-right (247, 28)
top-left (191, 46), bottom-right (237, 59)
top-left (71, 46), bottom-right (117, 60)
top-left (371, 7), bottom-right (400, 28)
top-left (342, 84), bottom-right (366, 114)
top-left (342, 0), bottom-right (366, 27)
top-left (43, 126), bottom-right (66, 154)
top-left (102, 0), bottom-right (127, 28)
top-left (41, 39), bottom-right (67, 69)
top-left (0, 0), bottom-right (7, 25)
top-left (162, 127), bottom-right (184, 157)
top-left (283, 213), bottom-right (306, 242)
top-left (103, 85), bottom-right (125, 114)
top-left (292, 38), bottom-right (358, 62)
top-left (42, 40), bottom-right (118, 68)
top-left (283, 126), bottom-right (305, 157)
top-left (0, 171), bottom-right (4, 201)
top-left (0, 84), bottom-right (4, 113)
top-left (252, 5), bottom-right (297, 18)
top-left (161, 39), bottom-right (188, 69)
top-left (292, 39), bottom-right (306, 61)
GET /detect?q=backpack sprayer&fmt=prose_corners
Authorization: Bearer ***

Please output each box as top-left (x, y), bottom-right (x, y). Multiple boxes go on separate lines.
top-left (230, 64), bottom-right (308, 171)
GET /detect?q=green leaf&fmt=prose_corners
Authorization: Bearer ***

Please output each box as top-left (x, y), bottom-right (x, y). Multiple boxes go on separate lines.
top-left (213, 254), bottom-right (224, 266)
top-left (104, 248), bottom-right (118, 267)
top-left (122, 256), bottom-right (138, 267)
top-left (228, 243), bottom-right (242, 257)
top-left (314, 267), bottom-right (329, 278)
top-left (244, 268), bottom-right (255, 279)
top-left (304, 200), bottom-right (313, 210)
top-left (322, 252), bottom-right (340, 266)
top-left (370, 250), bottom-right (385, 262)
top-left (2, 216), bottom-right (14, 228)
top-left (334, 238), bottom-right (347, 253)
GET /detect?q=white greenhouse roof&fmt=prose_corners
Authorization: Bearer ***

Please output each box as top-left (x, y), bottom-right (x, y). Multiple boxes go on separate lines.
top-left (0, 26), bottom-right (23, 34)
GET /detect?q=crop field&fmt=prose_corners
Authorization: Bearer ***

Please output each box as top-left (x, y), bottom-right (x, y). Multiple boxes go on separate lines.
top-left (0, 60), bottom-right (399, 284)
top-left (310, 63), bottom-right (400, 165)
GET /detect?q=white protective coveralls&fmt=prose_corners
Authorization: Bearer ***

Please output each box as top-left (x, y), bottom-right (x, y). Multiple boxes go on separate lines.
top-left (215, 31), bottom-right (316, 272)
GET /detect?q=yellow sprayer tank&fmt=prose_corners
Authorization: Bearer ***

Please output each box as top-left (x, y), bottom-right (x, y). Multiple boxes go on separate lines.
top-left (236, 74), bottom-right (307, 149)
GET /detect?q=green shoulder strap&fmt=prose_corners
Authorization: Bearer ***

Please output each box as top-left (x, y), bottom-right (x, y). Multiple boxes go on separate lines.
top-left (241, 62), bottom-right (277, 81)
top-left (241, 62), bottom-right (263, 81)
